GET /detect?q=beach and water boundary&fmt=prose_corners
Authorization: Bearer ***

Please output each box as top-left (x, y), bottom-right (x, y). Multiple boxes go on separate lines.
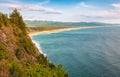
top-left (29, 26), bottom-right (100, 36)
top-left (29, 26), bottom-right (100, 56)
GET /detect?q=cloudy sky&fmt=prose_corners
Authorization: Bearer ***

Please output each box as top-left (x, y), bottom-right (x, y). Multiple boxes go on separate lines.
top-left (0, 0), bottom-right (120, 23)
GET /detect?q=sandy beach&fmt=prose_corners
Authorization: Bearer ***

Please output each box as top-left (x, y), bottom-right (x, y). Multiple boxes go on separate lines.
top-left (28, 26), bottom-right (99, 36)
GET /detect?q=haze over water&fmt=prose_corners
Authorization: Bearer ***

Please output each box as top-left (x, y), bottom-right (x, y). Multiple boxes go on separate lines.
top-left (31, 26), bottom-right (120, 77)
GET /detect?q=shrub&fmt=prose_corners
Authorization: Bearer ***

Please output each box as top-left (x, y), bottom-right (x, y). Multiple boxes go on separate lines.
top-left (0, 13), bottom-right (9, 26)
top-left (49, 63), bottom-right (55, 69)
top-left (0, 42), bottom-right (7, 60)
top-left (15, 48), bottom-right (24, 59)
top-left (9, 61), bottom-right (24, 77)
top-left (53, 64), bottom-right (68, 77)
top-left (0, 50), bottom-right (6, 60)
top-left (17, 36), bottom-right (36, 55)
top-left (37, 54), bottom-right (48, 65)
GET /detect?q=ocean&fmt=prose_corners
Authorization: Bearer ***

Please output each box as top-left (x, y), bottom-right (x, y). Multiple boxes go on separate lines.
top-left (30, 26), bottom-right (120, 77)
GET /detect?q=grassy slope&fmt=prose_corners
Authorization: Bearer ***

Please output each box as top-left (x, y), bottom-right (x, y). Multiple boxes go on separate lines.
top-left (0, 10), bottom-right (68, 77)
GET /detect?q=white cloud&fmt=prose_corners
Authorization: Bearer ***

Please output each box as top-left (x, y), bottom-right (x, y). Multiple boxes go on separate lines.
top-left (0, 0), bottom-right (63, 15)
top-left (79, 2), bottom-right (89, 8)
top-left (0, 0), bottom-right (120, 23)
top-left (8, 4), bottom-right (63, 14)
top-left (76, 2), bottom-right (95, 8)
top-left (58, 2), bottom-right (120, 23)
top-left (112, 3), bottom-right (120, 9)
top-left (8, 4), bottom-right (46, 11)
top-left (38, 0), bottom-right (50, 5)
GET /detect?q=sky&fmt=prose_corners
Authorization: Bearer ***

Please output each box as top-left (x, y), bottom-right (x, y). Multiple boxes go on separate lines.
top-left (0, 0), bottom-right (120, 23)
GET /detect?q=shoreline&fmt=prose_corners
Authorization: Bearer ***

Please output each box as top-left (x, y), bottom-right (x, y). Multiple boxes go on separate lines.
top-left (31, 40), bottom-right (47, 56)
top-left (28, 26), bottom-right (96, 56)
top-left (29, 26), bottom-right (100, 56)
top-left (29, 26), bottom-right (98, 36)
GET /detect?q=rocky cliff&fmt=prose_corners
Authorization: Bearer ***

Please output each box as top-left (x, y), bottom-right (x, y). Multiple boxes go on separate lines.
top-left (0, 9), bottom-right (68, 77)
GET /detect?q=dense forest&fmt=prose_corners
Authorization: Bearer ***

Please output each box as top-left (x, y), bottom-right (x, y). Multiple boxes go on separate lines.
top-left (0, 9), bottom-right (68, 77)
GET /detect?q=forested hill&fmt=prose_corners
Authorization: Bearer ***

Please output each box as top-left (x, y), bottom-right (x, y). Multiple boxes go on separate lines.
top-left (25, 20), bottom-right (115, 27)
top-left (0, 9), bottom-right (68, 77)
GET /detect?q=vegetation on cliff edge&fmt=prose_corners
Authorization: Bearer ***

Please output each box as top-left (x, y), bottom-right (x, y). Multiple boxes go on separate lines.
top-left (0, 9), bottom-right (68, 77)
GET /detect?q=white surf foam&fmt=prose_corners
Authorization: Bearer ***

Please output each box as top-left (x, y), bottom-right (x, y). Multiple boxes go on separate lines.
top-left (32, 39), bottom-right (46, 56)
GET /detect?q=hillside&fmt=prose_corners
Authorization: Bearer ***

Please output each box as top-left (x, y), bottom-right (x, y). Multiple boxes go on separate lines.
top-left (0, 9), bottom-right (68, 77)
top-left (25, 20), bottom-right (114, 27)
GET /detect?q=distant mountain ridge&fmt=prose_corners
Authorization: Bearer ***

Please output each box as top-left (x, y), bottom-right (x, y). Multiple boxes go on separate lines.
top-left (25, 20), bottom-right (117, 27)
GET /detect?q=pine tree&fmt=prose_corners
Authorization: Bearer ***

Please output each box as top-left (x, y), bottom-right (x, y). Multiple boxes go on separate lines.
top-left (0, 13), bottom-right (3, 27)
top-left (2, 14), bottom-right (9, 26)
top-left (0, 13), bottom-right (9, 27)
top-left (9, 9), bottom-right (26, 34)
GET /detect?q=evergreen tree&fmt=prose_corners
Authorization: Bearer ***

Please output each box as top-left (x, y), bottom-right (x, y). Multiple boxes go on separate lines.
top-left (0, 13), bottom-right (9, 27)
top-left (0, 13), bottom-right (3, 27)
top-left (9, 9), bottom-right (26, 33)
top-left (2, 14), bottom-right (9, 26)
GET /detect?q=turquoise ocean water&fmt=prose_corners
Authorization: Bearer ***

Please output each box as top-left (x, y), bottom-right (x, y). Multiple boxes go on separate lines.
top-left (31, 26), bottom-right (120, 77)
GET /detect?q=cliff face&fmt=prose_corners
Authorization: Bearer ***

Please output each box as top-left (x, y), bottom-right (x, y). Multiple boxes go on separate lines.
top-left (0, 9), bottom-right (68, 77)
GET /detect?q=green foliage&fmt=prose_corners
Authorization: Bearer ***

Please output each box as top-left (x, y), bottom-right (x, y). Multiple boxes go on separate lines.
top-left (12, 25), bottom-right (22, 36)
top-left (0, 9), bottom-right (68, 77)
top-left (0, 13), bottom-right (9, 27)
top-left (0, 50), bottom-right (6, 60)
top-left (15, 48), bottom-right (24, 59)
top-left (17, 35), bottom-right (36, 55)
top-left (0, 42), bottom-right (7, 60)
top-left (26, 64), bottom-right (68, 77)
top-left (37, 54), bottom-right (48, 65)
top-left (26, 59), bottom-right (34, 66)
top-left (8, 60), bottom-right (68, 77)
top-left (49, 63), bottom-right (56, 69)
top-left (54, 64), bottom-right (68, 77)
top-left (9, 9), bottom-right (26, 34)
top-left (9, 61), bottom-right (25, 77)
top-left (9, 9), bottom-right (20, 24)
top-left (2, 14), bottom-right (9, 26)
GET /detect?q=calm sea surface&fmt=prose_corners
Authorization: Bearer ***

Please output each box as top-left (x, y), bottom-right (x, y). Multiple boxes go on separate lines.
top-left (31, 26), bottom-right (120, 77)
